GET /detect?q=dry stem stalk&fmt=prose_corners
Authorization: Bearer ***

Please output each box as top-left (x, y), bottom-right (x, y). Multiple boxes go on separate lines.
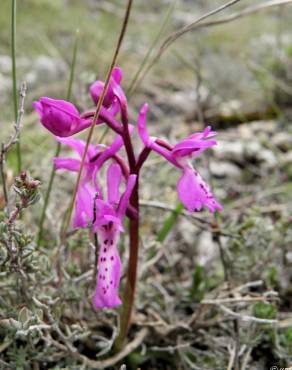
top-left (0, 82), bottom-right (26, 209)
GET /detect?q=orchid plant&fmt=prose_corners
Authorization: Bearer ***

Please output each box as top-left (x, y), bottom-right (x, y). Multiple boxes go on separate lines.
top-left (33, 66), bottom-right (222, 336)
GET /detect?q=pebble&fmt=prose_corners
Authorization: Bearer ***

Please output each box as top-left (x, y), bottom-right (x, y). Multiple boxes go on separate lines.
top-left (210, 161), bottom-right (241, 179)
top-left (272, 132), bottom-right (292, 152)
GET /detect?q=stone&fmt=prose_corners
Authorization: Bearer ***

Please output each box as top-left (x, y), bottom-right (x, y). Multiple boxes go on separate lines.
top-left (210, 161), bottom-right (241, 179)
top-left (33, 55), bottom-right (66, 82)
top-left (272, 132), bottom-right (292, 152)
top-left (0, 55), bottom-right (11, 74)
top-left (197, 231), bottom-right (218, 267)
top-left (213, 141), bottom-right (244, 163)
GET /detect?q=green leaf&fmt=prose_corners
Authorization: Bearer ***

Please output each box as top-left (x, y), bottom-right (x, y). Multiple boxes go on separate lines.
top-left (157, 203), bottom-right (184, 242)
top-left (18, 307), bottom-right (30, 324)
top-left (252, 302), bottom-right (277, 320)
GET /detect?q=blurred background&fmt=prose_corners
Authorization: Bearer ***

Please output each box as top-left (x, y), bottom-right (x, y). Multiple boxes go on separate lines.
top-left (1, 0), bottom-right (292, 178)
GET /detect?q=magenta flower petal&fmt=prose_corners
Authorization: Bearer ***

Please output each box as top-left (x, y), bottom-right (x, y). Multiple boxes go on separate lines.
top-left (52, 136), bottom-right (102, 228)
top-left (117, 174), bottom-right (137, 219)
top-left (177, 167), bottom-right (223, 213)
top-left (172, 126), bottom-right (217, 159)
top-left (93, 233), bottom-right (122, 309)
top-left (55, 136), bottom-right (86, 158)
top-left (73, 184), bottom-right (96, 228)
top-left (94, 135), bottom-right (124, 171)
top-left (111, 66), bottom-right (122, 84)
top-left (93, 199), bottom-right (117, 229)
top-left (137, 112), bottom-right (223, 214)
top-left (53, 157), bottom-right (80, 172)
top-left (137, 103), bottom-right (150, 146)
top-left (189, 126), bottom-right (217, 140)
top-left (55, 136), bottom-right (98, 159)
top-left (32, 101), bottom-right (43, 116)
top-left (107, 163), bottom-right (122, 205)
top-left (112, 81), bottom-right (128, 121)
top-left (90, 80), bottom-right (114, 107)
top-left (90, 67), bottom-right (124, 111)
top-left (172, 138), bottom-right (217, 158)
top-left (104, 215), bottom-right (124, 232)
top-left (33, 97), bottom-right (90, 137)
top-left (93, 125), bottom-right (133, 171)
top-left (108, 97), bottom-right (120, 117)
top-left (137, 104), bottom-right (178, 166)
top-left (93, 200), bottom-right (123, 232)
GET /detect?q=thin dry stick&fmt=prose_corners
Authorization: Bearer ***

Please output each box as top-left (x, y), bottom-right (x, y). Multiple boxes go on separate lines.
top-left (92, 192), bottom-right (99, 282)
top-left (139, 199), bottom-right (237, 238)
top-left (11, 0), bottom-right (21, 173)
top-left (0, 82), bottom-right (26, 208)
top-left (74, 327), bottom-right (148, 369)
top-left (39, 309), bottom-right (148, 370)
top-left (62, 0), bottom-right (134, 239)
top-left (219, 305), bottom-right (278, 325)
top-left (202, 295), bottom-right (279, 305)
top-left (227, 344), bottom-right (236, 370)
top-left (137, 0), bottom-right (292, 89)
top-left (240, 347), bottom-right (252, 370)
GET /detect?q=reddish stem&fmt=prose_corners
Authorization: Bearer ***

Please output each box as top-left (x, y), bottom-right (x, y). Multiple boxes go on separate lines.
top-left (136, 146), bottom-right (151, 171)
top-left (113, 154), bottom-right (129, 179)
top-left (156, 138), bottom-right (173, 150)
top-left (115, 180), bottom-right (139, 348)
top-left (81, 109), bottom-right (123, 135)
top-left (115, 106), bottom-right (140, 346)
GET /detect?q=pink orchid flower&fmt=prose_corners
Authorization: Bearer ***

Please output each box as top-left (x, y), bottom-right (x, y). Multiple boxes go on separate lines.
top-left (53, 136), bottom-right (103, 228)
top-left (32, 97), bottom-right (92, 137)
top-left (137, 104), bottom-right (223, 213)
top-left (90, 66), bottom-right (128, 122)
top-left (93, 164), bottom-right (136, 309)
top-left (33, 97), bottom-right (123, 137)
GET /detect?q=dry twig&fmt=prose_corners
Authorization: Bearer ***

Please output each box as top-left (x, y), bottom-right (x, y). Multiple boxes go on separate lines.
top-left (219, 305), bottom-right (278, 325)
top-left (139, 199), bottom-right (237, 238)
top-left (0, 82), bottom-right (26, 208)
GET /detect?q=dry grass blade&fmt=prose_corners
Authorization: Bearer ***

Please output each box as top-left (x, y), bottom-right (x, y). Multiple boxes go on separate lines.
top-left (195, 0), bottom-right (292, 29)
top-left (219, 305), bottom-right (278, 325)
top-left (158, 0), bottom-right (242, 54)
top-left (11, 0), bottom-right (21, 172)
top-left (0, 82), bottom-right (26, 208)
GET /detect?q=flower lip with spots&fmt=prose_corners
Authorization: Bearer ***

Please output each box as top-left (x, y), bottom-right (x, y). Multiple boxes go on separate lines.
top-left (93, 165), bottom-right (137, 309)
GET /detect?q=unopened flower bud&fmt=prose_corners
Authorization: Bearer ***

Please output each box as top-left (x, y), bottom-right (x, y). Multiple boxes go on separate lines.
top-left (30, 180), bottom-right (40, 189)
top-left (20, 170), bottom-right (27, 180)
